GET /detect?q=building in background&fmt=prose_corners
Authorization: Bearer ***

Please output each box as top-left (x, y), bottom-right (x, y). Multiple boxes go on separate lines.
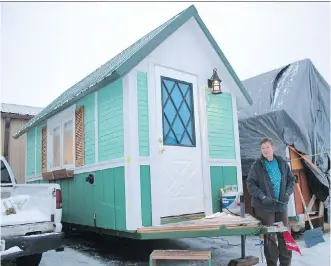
top-left (1, 103), bottom-right (43, 183)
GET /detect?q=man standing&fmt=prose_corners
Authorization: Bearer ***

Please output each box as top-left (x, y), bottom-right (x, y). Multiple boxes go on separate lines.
top-left (247, 137), bottom-right (295, 266)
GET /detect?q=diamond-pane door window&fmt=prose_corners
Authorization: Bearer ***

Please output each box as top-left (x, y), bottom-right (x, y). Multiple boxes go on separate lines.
top-left (161, 76), bottom-right (196, 147)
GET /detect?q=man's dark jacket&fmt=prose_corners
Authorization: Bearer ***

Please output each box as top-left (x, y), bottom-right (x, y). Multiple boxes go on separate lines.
top-left (247, 155), bottom-right (295, 212)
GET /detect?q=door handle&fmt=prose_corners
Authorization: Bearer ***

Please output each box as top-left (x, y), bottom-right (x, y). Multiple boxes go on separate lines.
top-left (158, 137), bottom-right (165, 153)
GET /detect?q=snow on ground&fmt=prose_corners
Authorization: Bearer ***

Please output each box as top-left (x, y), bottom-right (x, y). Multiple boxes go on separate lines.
top-left (179, 233), bottom-right (331, 266)
top-left (37, 232), bottom-right (330, 266)
top-left (40, 248), bottom-right (106, 266)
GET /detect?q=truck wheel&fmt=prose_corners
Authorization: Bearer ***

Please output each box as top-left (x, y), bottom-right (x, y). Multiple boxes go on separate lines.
top-left (16, 253), bottom-right (42, 266)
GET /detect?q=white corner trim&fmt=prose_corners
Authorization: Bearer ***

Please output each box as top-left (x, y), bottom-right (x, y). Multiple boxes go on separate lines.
top-left (198, 83), bottom-right (213, 216)
top-left (34, 127), bottom-right (37, 176)
top-left (94, 91), bottom-right (99, 163)
top-left (231, 95), bottom-right (243, 193)
top-left (123, 73), bottom-right (132, 230)
top-left (25, 133), bottom-right (28, 180)
top-left (123, 71), bottom-right (143, 230)
top-left (148, 60), bottom-right (161, 226)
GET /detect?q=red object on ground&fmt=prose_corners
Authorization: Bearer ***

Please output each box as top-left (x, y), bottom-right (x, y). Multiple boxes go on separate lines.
top-left (283, 231), bottom-right (302, 255)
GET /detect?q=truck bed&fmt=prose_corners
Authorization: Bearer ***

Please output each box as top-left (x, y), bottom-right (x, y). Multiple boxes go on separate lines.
top-left (1, 183), bottom-right (61, 227)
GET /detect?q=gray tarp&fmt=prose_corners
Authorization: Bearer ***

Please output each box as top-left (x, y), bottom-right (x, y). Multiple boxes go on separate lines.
top-left (238, 59), bottom-right (330, 201)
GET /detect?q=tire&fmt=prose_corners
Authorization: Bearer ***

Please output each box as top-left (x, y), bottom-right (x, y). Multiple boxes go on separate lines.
top-left (16, 253), bottom-right (42, 266)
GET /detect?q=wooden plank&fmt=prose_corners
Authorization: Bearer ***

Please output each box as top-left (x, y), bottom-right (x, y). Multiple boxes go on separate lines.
top-left (228, 256), bottom-right (259, 266)
top-left (305, 215), bottom-right (323, 222)
top-left (138, 223), bottom-right (259, 234)
top-left (138, 214), bottom-right (260, 233)
top-left (318, 201), bottom-right (324, 216)
top-left (307, 195), bottom-right (316, 212)
top-left (42, 168), bottom-right (74, 181)
top-left (150, 250), bottom-right (211, 260)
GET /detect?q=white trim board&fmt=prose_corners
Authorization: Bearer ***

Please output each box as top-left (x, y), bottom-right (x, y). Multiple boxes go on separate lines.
top-left (199, 83), bottom-right (213, 216)
top-left (123, 71), bottom-right (142, 230)
top-left (26, 158), bottom-right (126, 181)
top-left (231, 95), bottom-right (243, 193)
top-left (94, 91), bottom-right (99, 163)
top-left (34, 127), bottom-right (37, 176)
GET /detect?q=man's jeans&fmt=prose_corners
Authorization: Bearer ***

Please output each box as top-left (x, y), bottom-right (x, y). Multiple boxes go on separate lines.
top-left (255, 209), bottom-right (292, 266)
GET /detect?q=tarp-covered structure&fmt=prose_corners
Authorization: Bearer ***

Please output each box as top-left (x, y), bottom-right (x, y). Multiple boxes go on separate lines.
top-left (238, 59), bottom-right (330, 202)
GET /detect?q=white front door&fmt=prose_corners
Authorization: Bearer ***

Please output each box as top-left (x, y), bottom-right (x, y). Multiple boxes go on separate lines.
top-left (154, 66), bottom-right (205, 218)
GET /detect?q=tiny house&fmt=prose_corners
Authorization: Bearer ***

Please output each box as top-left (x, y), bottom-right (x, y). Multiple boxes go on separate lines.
top-left (14, 5), bottom-right (252, 236)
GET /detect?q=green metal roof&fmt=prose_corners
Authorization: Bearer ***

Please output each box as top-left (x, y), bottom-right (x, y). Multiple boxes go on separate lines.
top-left (14, 5), bottom-right (252, 139)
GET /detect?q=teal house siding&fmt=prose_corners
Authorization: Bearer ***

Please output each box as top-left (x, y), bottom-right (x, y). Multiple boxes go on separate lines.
top-left (205, 91), bottom-right (236, 159)
top-left (210, 166), bottom-right (237, 213)
top-left (137, 72), bottom-right (150, 157)
top-left (35, 122), bottom-right (46, 176)
top-left (140, 165), bottom-right (152, 226)
top-left (98, 78), bottom-right (124, 161)
top-left (27, 167), bottom-right (127, 231)
top-left (77, 93), bottom-right (95, 165)
top-left (26, 129), bottom-right (36, 178)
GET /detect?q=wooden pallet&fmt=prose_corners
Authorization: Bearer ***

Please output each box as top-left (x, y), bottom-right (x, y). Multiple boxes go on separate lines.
top-left (149, 250), bottom-right (211, 266)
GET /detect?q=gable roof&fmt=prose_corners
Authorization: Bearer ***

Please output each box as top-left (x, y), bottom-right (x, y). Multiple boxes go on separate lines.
top-left (14, 4), bottom-right (252, 139)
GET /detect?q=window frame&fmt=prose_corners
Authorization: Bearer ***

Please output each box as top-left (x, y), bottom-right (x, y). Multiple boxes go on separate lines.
top-left (160, 76), bottom-right (197, 147)
top-left (47, 106), bottom-right (76, 172)
top-left (51, 123), bottom-right (62, 171)
top-left (62, 117), bottom-right (75, 168)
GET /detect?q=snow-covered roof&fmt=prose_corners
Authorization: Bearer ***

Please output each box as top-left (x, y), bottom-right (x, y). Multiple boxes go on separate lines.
top-left (1, 103), bottom-right (44, 117)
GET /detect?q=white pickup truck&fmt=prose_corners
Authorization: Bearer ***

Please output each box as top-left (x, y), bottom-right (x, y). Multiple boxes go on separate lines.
top-left (1, 156), bottom-right (64, 266)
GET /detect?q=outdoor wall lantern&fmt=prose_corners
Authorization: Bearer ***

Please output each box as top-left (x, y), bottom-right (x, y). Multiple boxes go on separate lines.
top-left (208, 68), bottom-right (222, 94)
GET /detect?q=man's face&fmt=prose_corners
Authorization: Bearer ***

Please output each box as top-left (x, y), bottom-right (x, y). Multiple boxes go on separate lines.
top-left (261, 142), bottom-right (275, 158)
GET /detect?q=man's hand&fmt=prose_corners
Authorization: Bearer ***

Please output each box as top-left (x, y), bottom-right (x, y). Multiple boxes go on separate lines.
top-left (261, 196), bottom-right (273, 205)
top-left (283, 193), bottom-right (290, 202)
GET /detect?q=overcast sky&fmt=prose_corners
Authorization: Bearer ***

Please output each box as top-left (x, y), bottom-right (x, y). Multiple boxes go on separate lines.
top-left (1, 2), bottom-right (330, 108)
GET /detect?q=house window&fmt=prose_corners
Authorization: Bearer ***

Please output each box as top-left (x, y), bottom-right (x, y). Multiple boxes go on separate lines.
top-left (63, 120), bottom-right (73, 165)
top-left (161, 76), bottom-right (196, 147)
top-left (48, 107), bottom-right (76, 171)
top-left (52, 126), bottom-right (61, 168)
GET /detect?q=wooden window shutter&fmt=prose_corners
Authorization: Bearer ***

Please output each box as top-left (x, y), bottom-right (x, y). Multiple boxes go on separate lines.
top-left (75, 106), bottom-right (84, 167)
top-left (42, 127), bottom-right (47, 173)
